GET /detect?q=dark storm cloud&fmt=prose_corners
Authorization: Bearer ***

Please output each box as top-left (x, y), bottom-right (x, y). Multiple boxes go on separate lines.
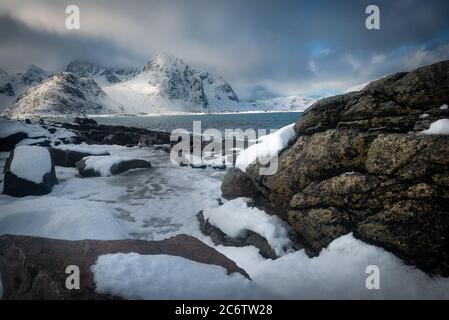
top-left (1, 0), bottom-right (449, 98)
top-left (0, 14), bottom-right (143, 72)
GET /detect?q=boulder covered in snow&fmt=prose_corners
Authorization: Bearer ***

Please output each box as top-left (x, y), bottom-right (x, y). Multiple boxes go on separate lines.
top-left (76, 156), bottom-right (151, 177)
top-left (3, 145), bottom-right (58, 197)
top-left (234, 60), bottom-right (449, 276)
top-left (49, 147), bottom-right (110, 167)
top-left (0, 234), bottom-right (249, 299)
top-left (197, 211), bottom-right (278, 259)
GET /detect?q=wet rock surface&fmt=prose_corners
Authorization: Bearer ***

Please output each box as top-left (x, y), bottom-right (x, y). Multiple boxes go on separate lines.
top-left (222, 60), bottom-right (449, 275)
top-left (0, 234), bottom-right (249, 299)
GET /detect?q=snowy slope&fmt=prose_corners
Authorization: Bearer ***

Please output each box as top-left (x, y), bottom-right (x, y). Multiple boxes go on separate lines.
top-left (4, 72), bottom-right (122, 118)
top-left (66, 61), bottom-right (140, 87)
top-left (103, 54), bottom-right (242, 113)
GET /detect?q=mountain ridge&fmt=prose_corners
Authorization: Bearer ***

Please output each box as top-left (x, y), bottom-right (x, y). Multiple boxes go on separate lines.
top-left (2, 54), bottom-right (316, 118)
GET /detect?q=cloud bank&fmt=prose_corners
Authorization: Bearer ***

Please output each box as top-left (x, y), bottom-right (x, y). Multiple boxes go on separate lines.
top-left (1, 0), bottom-right (449, 99)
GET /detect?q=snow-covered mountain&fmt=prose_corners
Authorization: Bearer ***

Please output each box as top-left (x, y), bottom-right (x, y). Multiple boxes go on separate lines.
top-left (103, 54), bottom-right (241, 113)
top-left (248, 95), bottom-right (316, 112)
top-left (2, 54), bottom-right (316, 117)
top-left (4, 72), bottom-right (122, 118)
top-left (0, 65), bottom-right (52, 112)
top-left (66, 61), bottom-right (140, 86)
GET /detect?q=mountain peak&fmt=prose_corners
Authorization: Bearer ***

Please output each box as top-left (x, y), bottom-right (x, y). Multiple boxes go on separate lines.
top-left (21, 65), bottom-right (51, 86)
top-left (143, 53), bottom-right (187, 72)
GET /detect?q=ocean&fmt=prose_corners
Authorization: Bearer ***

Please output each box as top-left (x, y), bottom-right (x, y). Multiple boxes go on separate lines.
top-left (50, 112), bottom-right (303, 134)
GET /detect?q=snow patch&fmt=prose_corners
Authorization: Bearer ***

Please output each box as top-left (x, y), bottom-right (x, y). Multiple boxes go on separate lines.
top-left (91, 253), bottom-right (262, 299)
top-left (235, 123), bottom-right (295, 172)
top-left (440, 104), bottom-right (448, 110)
top-left (344, 81), bottom-right (371, 93)
top-left (422, 119), bottom-right (449, 135)
top-left (10, 145), bottom-right (51, 184)
top-left (218, 233), bottom-right (449, 299)
top-left (202, 198), bottom-right (291, 256)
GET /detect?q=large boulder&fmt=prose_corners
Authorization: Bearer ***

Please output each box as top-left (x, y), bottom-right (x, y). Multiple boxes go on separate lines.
top-left (234, 60), bottom-right (449, 276)
top-left (0, 234), bottom-right (249, 299)
top-left (76, 156), bottom-right (151, 177)
top-left (49, 147), bottom-right (110, 167)
top-left (3, 145), bottom-right (58, 197)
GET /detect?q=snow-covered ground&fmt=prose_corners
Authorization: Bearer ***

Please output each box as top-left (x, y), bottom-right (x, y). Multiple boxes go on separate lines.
top-left (1, 139), bottom-right (449, 299)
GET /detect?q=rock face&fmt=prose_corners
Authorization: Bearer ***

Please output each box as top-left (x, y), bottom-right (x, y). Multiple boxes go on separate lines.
top-left (221, 168), bottom-right (262, 200)
top-left (3, 146), bottom-right (58, 197)
top-left (0, 234), bottom-right (249, 299)
top-left (224, 60), bottom-right (449, 276)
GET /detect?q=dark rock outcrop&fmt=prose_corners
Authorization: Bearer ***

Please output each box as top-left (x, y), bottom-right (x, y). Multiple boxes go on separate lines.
top-left (61, 121), bottom-right (171, 146)
top-left (3, 147), bottom-right (58, 197)
top-left (76, 157), bottom-right (152, 177)
top-left (223, 60), bottom-right (449, 276)
top-left (74, 117), bottom-right (97, 126)
top-left (49, 148), bottom-right (110, 167)
top-left (221, 168), bottom-right (262, 200)
top-left (0, 234), bottom-right (249, 299)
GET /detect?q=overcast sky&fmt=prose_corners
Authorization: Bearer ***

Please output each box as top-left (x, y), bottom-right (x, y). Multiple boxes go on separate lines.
top-left (1, 0), bottom-right (449, 99)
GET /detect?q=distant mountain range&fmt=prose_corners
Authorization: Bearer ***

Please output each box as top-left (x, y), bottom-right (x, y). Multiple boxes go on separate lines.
top-left (1, 54), bottom-right (318, 118)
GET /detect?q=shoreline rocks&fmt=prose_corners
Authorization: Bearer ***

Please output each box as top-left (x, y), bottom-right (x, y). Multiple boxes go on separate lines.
top-left (60, 120), bottom-right (171, 147)
top-left (221, 60), bottom-right (449, 276)
top-left (0, 234), bottom-right (249, 299)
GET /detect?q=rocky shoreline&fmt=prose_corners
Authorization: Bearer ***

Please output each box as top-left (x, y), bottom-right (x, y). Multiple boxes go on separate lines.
top-left (0, 60), bottom-right (448, 299)
top-left (221, 60), bottom-right (449, 276)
